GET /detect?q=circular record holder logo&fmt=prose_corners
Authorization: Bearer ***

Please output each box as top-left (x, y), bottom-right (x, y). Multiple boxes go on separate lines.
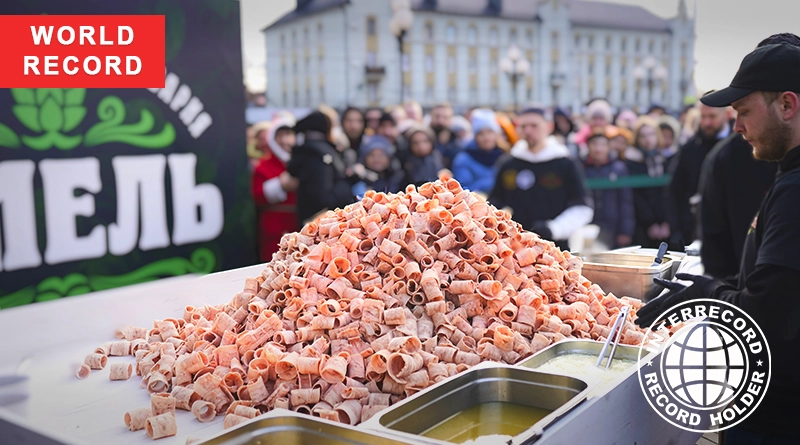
top-left (637, 299), bottom-right (771, 433)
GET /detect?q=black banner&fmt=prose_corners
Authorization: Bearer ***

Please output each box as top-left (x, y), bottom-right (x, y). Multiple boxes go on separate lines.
top-left (0, 0), bottom-right (257, 308)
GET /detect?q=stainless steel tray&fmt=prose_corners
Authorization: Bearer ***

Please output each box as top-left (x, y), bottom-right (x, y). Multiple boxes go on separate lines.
top-left (362, 364), bottom-right (590, 445)
top-left (198, 409), bottom-right (413, 445)
top-left (579, 252), bottom-right (675, 300)
top-left (517, 339), bottom-right (641, 369)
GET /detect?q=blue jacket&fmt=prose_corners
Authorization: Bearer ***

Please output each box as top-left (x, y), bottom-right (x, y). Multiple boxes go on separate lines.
top-left (582, 159), bottom-right (635, 247)
top-left (451, 144), bottom-right (501, 194)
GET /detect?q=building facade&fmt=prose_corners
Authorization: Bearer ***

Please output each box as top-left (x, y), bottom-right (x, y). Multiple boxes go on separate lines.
top-left (263, 0), bottom-right (696, 112)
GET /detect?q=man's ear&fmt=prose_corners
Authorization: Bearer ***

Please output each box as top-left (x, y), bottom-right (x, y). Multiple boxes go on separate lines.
top-left (780, 92), bottom-right (800, 121)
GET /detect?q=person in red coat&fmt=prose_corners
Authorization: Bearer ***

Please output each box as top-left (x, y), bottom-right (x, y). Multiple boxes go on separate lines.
top-left (251, 116), bottom-right (299, 262)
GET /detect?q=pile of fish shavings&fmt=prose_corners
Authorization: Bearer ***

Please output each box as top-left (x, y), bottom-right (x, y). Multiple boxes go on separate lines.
top-left (77, 178), bottom-right (648, 441)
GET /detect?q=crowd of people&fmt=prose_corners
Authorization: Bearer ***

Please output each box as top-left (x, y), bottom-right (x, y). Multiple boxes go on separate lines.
top-left (246, 84), bottom-right (776, 279)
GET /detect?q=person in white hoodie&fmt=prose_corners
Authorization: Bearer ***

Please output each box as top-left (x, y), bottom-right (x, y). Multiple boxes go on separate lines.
top-left (488, 107), bottom-right (593, 250)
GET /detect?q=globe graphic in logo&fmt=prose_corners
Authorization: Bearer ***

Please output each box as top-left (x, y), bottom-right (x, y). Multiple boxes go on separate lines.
top-left (661, 322), bottom-right (748, 409)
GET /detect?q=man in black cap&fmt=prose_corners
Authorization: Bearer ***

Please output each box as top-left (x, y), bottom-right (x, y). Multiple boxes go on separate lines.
top-left (697, 34), bottom-right (800, 279)
top-left (635, 41), bottom-right (800, 443)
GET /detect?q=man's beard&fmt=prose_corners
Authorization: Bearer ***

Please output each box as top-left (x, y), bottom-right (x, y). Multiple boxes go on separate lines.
top-left (753, 111), bottom-right (791, 162)
top-left (430, 124), bottom-right (446, 135)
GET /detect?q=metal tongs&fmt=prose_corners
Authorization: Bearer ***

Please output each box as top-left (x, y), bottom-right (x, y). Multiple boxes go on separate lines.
top-left (595, 305), bottom-right (631, 369)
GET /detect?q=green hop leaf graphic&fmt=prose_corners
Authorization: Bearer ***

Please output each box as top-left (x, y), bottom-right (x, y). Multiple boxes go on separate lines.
top-left (11, 88), bottom-right (86, 150)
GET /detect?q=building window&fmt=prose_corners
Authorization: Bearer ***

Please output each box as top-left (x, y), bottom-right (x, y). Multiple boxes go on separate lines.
top-left (681, 41), bottom-right (688, 57)
top-left (403, 84), bottom-right (412, 101)
top-left (490, 87), bottom-right (499, 104)
top-left (468, 55), bottom-right (477, 73)
top-left (367, 51), bottom-right (377, 67)
top-left (282, 62), bottom-right (286, 77)
top-left (489, 27), bottom-right (498, 46)
top-left (282, 91), bottom-right (287, 105)
top-left (574, 34), bottom-right (580, 48)
top-left (526, 29), bottom-right (534, 46)
top-left (446, 25), bottom-right (456, 43)
top-left (648, 39), bottom-right (654, 53)
top-left (509, 28), bottom-right (518, 45)
top-left (621, 60), bottom-right (627, 75)
top-left (605, 36), bottom-right (612, 50)
top-left (367, 17), bottom-right (376, 36)
top-left (662, 40), bottom-right (669, 54)
top-left (401, 53), bottom-right (410, 72)
top-left (318, 54), bottom-right (324, 71)
top-left (306, 87), bottom-right (311, 106)
top-left (469, 87), bottom-right (478, 103)
top-left (447, 55), bottom-right (456, 73)
top-left (305, 56), bottom-right (310, 73)
top-left (588, 35), bottom-right (594, 49)
top-left (318, 23), bottom-right (323, 43)
top-left (425, 85), bottom-right (434, 100)
top-left (425, 22), bottom-right (434, 41)
top-left (552, 31), bottom-right (559, 46)
top-left (319, 85), bottom-right (325, 103)
top-left (293, 59), bottom-right (297, 74)
top-left (280, 34), bottom-right (286, 50)
top-left (621, 37), bottom-right (627, 51)
top-left (367, 81), bottom-right (378, 102)
top-left (303, 27), bottom-right (309, 46)
top-left (635, 38), bottom-right (641, 53)
top-left (447, 86), bottom-right (457, 102)
top-left (425, 55), bottom-right (434, 72)
top-left (588, 61), bottom-right (594, 75)
top-left (606, 62), bottom-right (611, 76)
top-left (526, 87), bottom-right (533, 101)
top-left (294, 90), bottom-right (299, 106)
top-left (291, 30), bottom-right (296, 47)
top-left (467, 26), bottom-right (477, 44)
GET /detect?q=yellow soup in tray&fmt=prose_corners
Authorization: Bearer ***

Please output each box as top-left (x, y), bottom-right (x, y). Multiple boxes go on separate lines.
top-left (420, 401), bottom-right (552, 444)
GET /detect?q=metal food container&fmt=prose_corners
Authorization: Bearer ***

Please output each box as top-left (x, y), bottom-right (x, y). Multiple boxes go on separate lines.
top-left (362, 364), bottom-right (590, 445)
top-left (578, 252), bottom-right (675, 301)
top-left (516, 339), bottom-right (644, 398)
top-left (198, 409), bottom-right (413, 445)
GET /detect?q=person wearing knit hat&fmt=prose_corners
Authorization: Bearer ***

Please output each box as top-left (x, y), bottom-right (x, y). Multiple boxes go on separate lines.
top-left (403, 124), bottom-right (447, 187)
top-left (354, 135), bottom-right (405, 194)
top-left (451, 109), bottom-right (504, 195)
top-left (251, 114), bottom-right (299, 261)
top-left (287, 110), bottom-right (357, 224)
top-left (450, 115), bottom-right (473, 148)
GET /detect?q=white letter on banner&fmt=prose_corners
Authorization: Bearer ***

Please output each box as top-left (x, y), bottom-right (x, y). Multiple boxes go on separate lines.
top-left (126, 56), bottom-right (141, 75)
top-left (169, 84), bottom-right (192, 111)
top-left (178, 97), bottom-right (204, 126)
top-left (24, 56), bottom-right (40, 75)
top-left (168, 154), bottom-right (224, 246)
top-left (187, 112), bottom-right (213, 139)
top-left (0, 160), bottom-right (41, 272)
top-left (118, 26), bottom-right (134, 45)
top-left (157, 72), bottom-right (180, 104)
top-left (108, 155), bottom-right (170, 256)
top-left (41, 158), bottom-right (107, 265)
top-left (30, 26), bottom-right (53, 45)
top-left (57, 26), bottom-right (75, 45)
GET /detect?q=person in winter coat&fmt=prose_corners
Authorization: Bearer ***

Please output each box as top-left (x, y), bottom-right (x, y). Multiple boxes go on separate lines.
top-left (451, 109), bottom-right (505, 195)
top-left (625, 117), bottom-right (672, 248)
top-left (354, 135), bottom-right (405, 194)
top-left (251, 116), bottom-right (299, 261)
top-left (287, 111), bottom-right (356, 225)
top-left (658, 115), bottom-right (681, 158)
top-left (552, 107), bottom-right (578, 158)
top-left (341, 107), bottom-right (366, 153)
top-left (429, 103), bottom-right (462, 168)
top-left (403, 125), bottom-right (447, 187)
top-left (667, 101), bottom-right (731, 248)
top-left (489, 108), bottom-right (593, 251)
top-left (582, 133), bottom-right (635, 249)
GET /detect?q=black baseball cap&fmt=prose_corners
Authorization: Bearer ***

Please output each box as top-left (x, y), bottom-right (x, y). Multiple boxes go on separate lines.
top-left (701, 43), bottom-right (800, 107)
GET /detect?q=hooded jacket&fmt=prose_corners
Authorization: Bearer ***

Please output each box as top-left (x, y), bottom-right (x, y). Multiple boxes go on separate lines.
top-left (451, 140), bottom-right (504, 195)
top-left (251, 116), bottom-right (298, 261)
top-left (488, 136), bottom-right (593, 249)
top-left (287, 112), bottom-right (356, 224)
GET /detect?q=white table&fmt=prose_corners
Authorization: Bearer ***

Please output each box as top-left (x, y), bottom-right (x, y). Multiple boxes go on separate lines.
top-left (0, 264), bottom-right (266, 445)
top-left (0, 264), bottom-right (703, 445)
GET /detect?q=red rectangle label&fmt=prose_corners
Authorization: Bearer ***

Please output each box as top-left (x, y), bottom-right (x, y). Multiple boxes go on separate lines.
top-left (0, 15), bottom-right (165, 88)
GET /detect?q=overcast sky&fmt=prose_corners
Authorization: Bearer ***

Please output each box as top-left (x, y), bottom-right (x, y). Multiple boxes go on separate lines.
top-left (241, 0), bottom-right (800, 95)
